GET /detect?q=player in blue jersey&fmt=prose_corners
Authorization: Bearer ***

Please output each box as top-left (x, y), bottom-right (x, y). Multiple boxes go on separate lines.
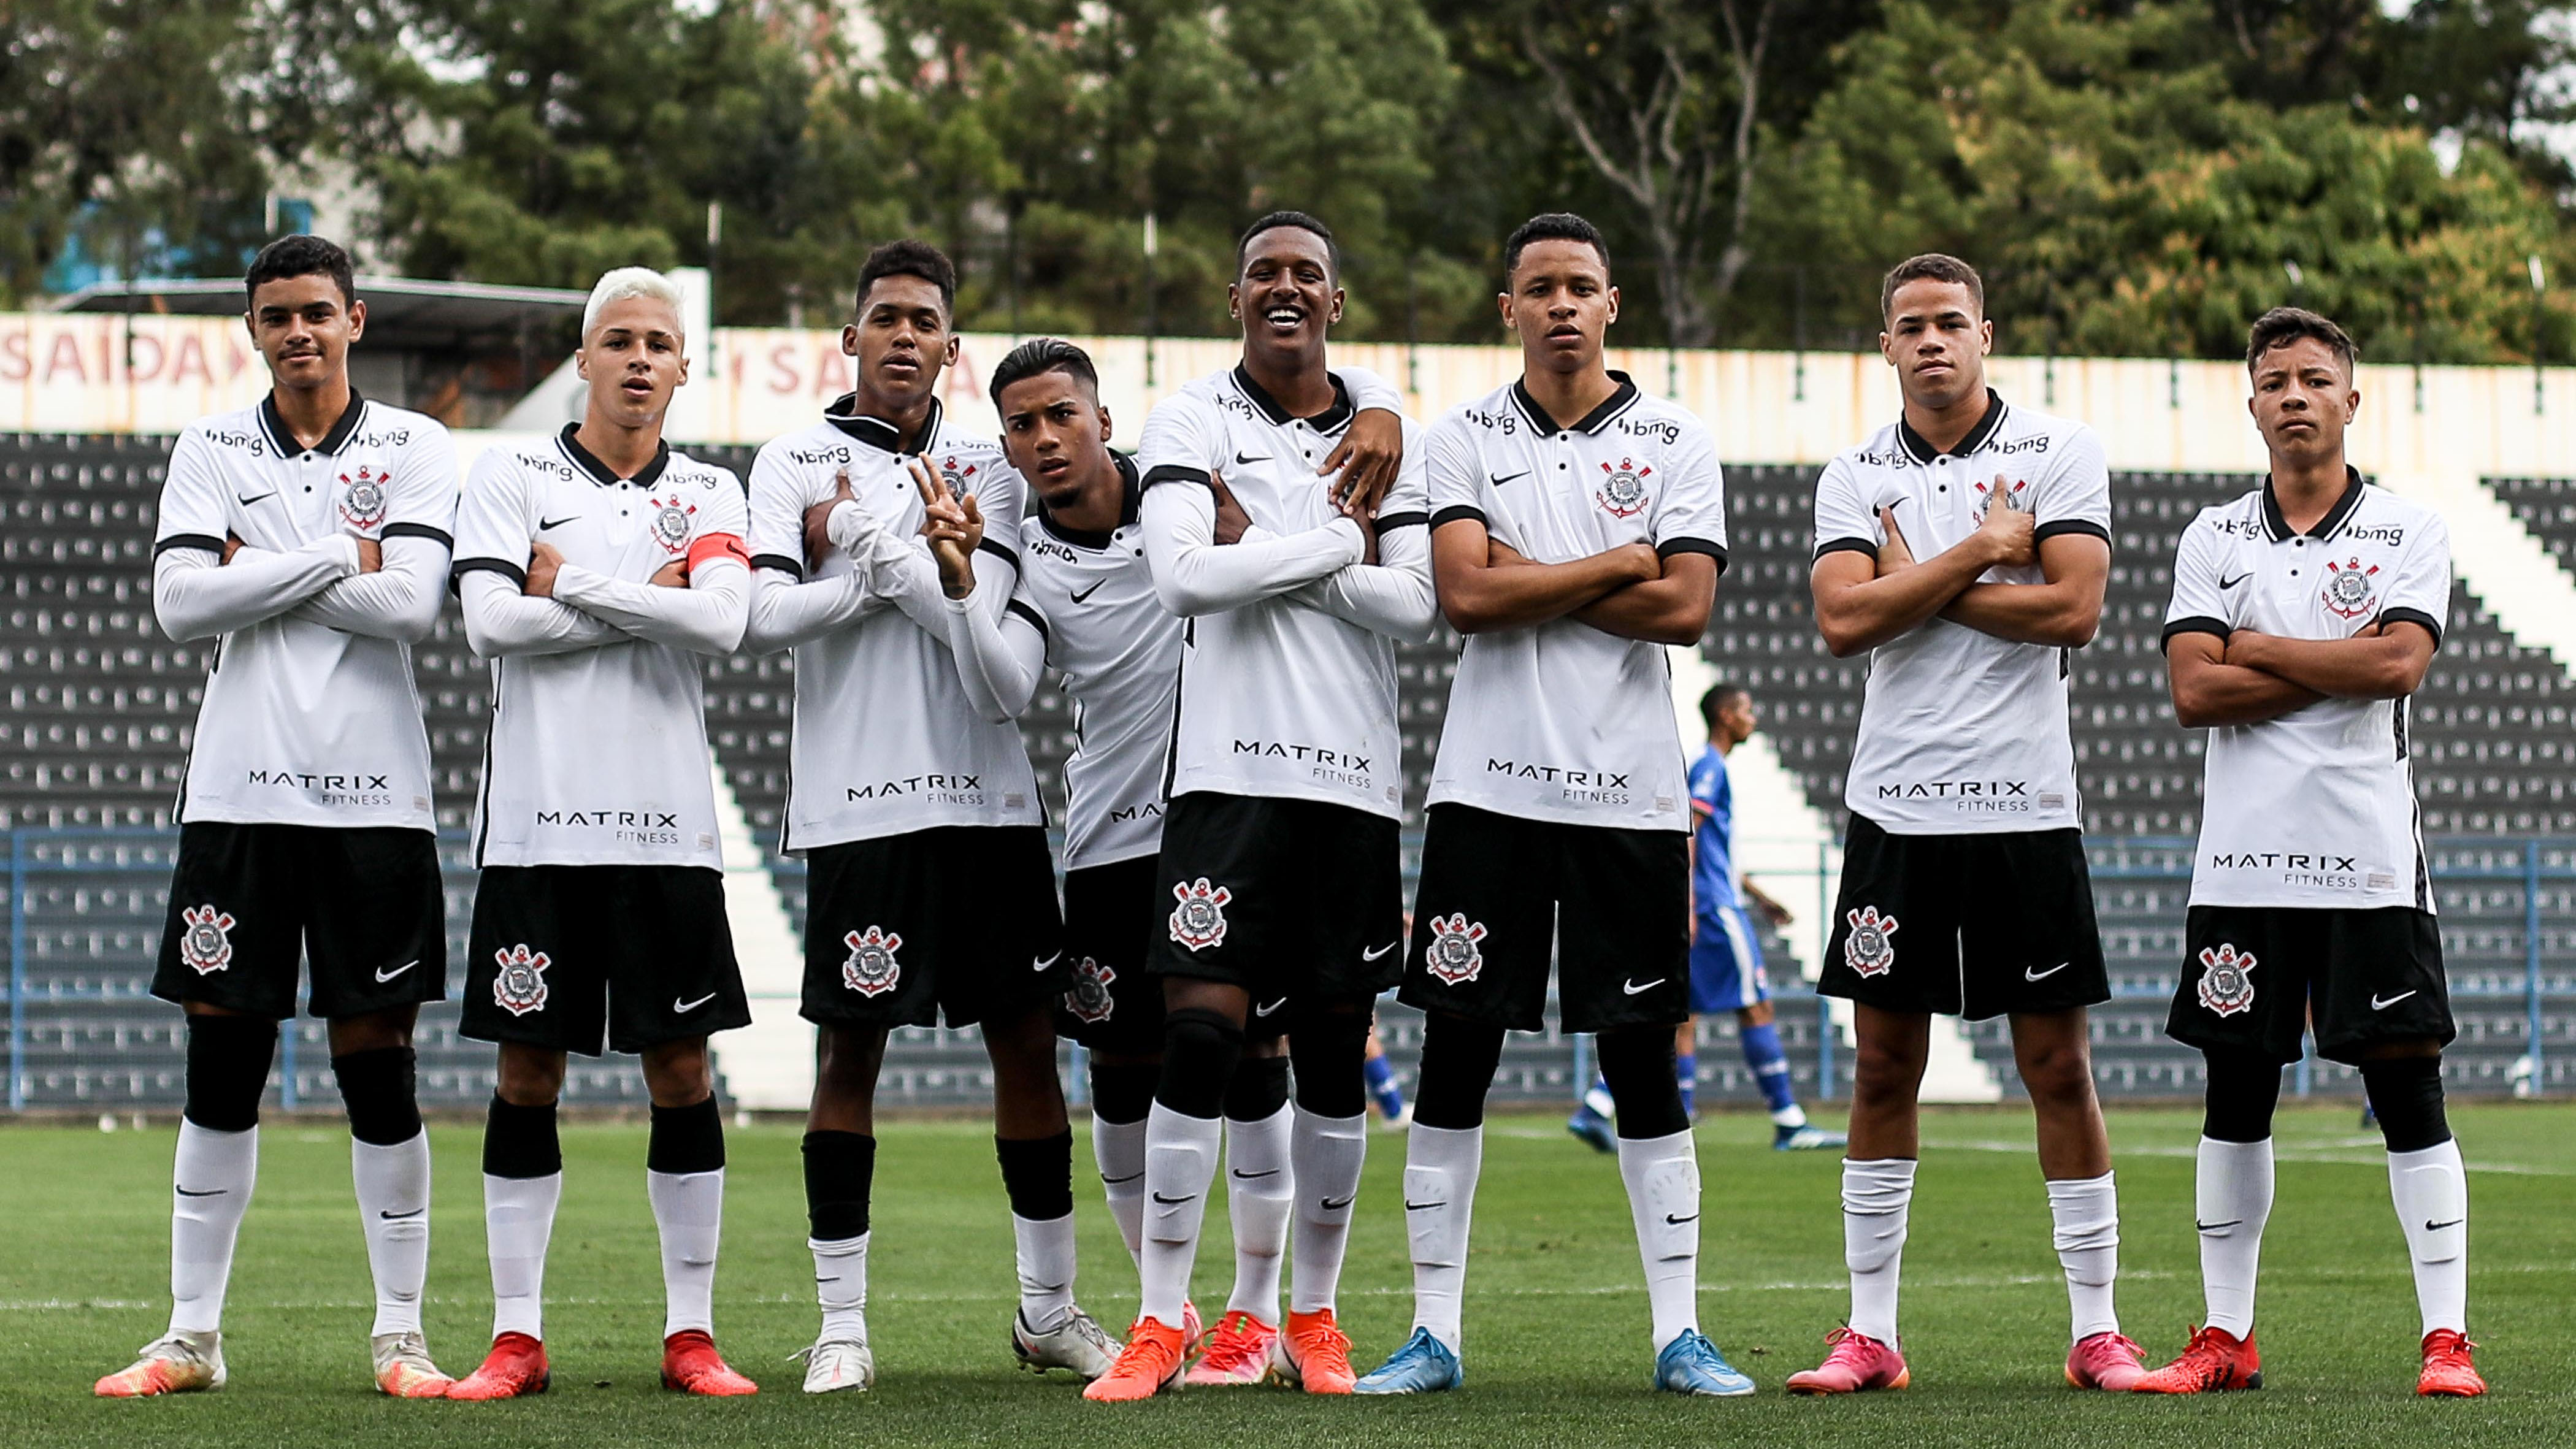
top-left (1570, 685), bottom-right (1843, 1151)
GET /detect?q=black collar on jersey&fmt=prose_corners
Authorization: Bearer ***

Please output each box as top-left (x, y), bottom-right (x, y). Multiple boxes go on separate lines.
top-left (824, 392), bottom-right (943, 453)
top-left (1232, 364), bottom-right (1354, 434)
top-left (1037, 452), bottom-right (1141, 551)
top-left (258, 389), bottom-right (366, 458)
top-left (1895, 388), bottom-right (2008, 465)
top-left (1509, 370), bottom-right (1643, 437)
top-left (2260, 465), bottom-right (2367, 543)
top-left (556, 421), bottom-right (670, 489)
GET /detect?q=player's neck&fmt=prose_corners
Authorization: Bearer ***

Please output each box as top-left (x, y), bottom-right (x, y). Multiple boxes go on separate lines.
top-left (1049, 456), bottom-right (1125, 533)
top-left (1712, 734), bottom-right (1734, 757)
top-left (1238, 343), bottom-right (1336, 420)
top-left (1519, 362), bottom-right (1618, 431)
top-left (2269, 446), bottom-right (2351, 532)
top-left (268, 376), bottom-right (353, 452)
top-left (1899, 378), bottom-right (1993, 456)
top-left (846, 383), bottom-right (940, 453)
top-left (573, 408), bottom-right (666, 480)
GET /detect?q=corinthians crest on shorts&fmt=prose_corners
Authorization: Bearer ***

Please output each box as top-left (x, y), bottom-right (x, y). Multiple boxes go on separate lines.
top-left (1063, 956), bottom-right (1116, 1024)
top-left (1595, 457), bottom-right (1652, 518)
top-left (336, 465), bottom-right (388, 530)
top-left (1168, 877), bottom-right (1231, 952)
top-left (841, 925), bottom-right (902, 996)
top-left (2321, 557), bottom-right (2380, 619)
top-left (1844, 905), bottom-right (1899, 977)
top-left (492, 944), bottom-right (551, 1015)
top-left (177, 904), bottom-right (238, 975)
top-left (2196, 942), bottom-right (2258, 1016)
top-left (1422, 912), bottom-right (1489, 985)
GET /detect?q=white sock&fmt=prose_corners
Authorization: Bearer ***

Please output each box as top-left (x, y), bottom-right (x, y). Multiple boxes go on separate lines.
top-left (1842, 1158), bottom-right (1915, 1344)
top-left (2388, 1139), bottom-right (2469, 1337)
top-left (1014, 1212), bottom-right (1079, 1334)
top-left (648, 1168), bottom-right (724, 1338)
top-left (1288, 1109), bottom-right (1367, 1315)
top-left (2195, 1137), bottom-right (2272, 1339)
top-left (169, 1121), bottom-right (258, 1335)
top-left (483, 1172), bottom-right (561, 1340)
top-left (1138, 1103), bottom-right (1222, 1328)
top-left (1093, 1115), bottom-right (1148, 1269)
top-left (2046, 1171), bottom-right (2120, 1342)
top-left (811, 1232), bottom-right (869, 1341)
top-left (1617, 1129), bottom-right (1701, 1351)
top-left (353, 1131), bottom-right (431, 1337)
top-left (1772, 1103), bottom-right (1809, 1130)
top-left (1223, 1105), bottom-right (1294, 1325)
top-left (1402, 1122), bottom-right (1482, 1353)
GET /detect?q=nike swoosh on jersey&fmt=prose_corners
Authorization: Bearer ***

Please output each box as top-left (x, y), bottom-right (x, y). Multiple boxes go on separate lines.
top-left (2371, 990), bottom-right (2418, 1010)
top-left (1070, 580), bottom-right (1106, 605)
top-left (1488, 471), bottom-right (1528, 487)
top-left (673, 992), bottom-right (719, 1012)
top-left (1360, 941), bottom-right (1400, 962)
top-left (2218, 572), bottom-right (2252, 589)
top-left (1235, 452), bottom-right (1273, 465)
top-left (236, 492), bottom-right (276, 506)
top-left (1622, 977), bottom-right (1666, 995)
top-left (2025, 962), bottom-right (2069, 981)
top-left (374, 960), bottom-right (419, 983)
top-left (539, 516), bottom-right (579, 530)
top-left (1319, 1195), bottom-right (1355, 1211)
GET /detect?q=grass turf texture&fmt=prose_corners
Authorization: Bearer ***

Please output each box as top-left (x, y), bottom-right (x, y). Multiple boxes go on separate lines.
top-left (4, 1105), bottom-right (2570, 1447)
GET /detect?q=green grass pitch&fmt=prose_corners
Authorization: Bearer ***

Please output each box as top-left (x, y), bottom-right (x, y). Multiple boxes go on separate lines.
top-left (5, 1104), bottom-right (2572, 1447)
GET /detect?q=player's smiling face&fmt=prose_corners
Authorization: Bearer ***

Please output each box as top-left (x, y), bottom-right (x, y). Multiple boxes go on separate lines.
top-left (1880, 278), bottom-right (1991, 411)
top-left (1501, 237), bottom-right (1617, 374)
top-left (2248, 335), bottom-right (2357, 468)
top-left (846, 274), bottom-right (957, 413)
top-left (998, 369), bottom-right (1116, 514)
top-left (1230, 227), bottom-right (1342, 366)
top-left (246, 273), bottom-right (362, 396)
top-left (577, 294), bottom-right (689, 427)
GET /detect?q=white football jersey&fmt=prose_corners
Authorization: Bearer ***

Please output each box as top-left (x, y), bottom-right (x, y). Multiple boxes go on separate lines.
top-left (746, 396), bottom-right (1041, 849)
top-left (1135, 365), bottom-right (1433, 820)
top-left (1812, 392), bottom-right (2111, 834)
top-left (154, 393), bottom-right (454, 830)
top-left (453, 427), bottom-right (746, 868)
top-left (2164, 472), bottom-right (2449, 910)
top-left (1016, 455), bottom-right (1174, 870)
top-left (1423, 375), bottom-right (1728, 829)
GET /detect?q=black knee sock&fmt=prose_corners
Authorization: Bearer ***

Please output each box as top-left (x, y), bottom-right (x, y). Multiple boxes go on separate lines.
top-left (331, 1046), bottom-right (422, 1145)
top-left (1286, 1005), bottom-right (1371, 1118)
top-left (182, 1015), bottom-right (278, 1132)
top-left (802, 1130), bottom-right (876, 1240)
top-left (647, 1096), bottom-right (726, 1174)
top-left (1089, 1059), bottom-right (1160, 1126)
top-left (995, 1130), bottom-right (1076, 1220)
top-left (1597, 1027), bottom-right (1689, 1140)
top-left (1222, 1053), bottom-right (1292, 1122)
top-left (1154, 1008), bottom-right (1244, 1120)
top-left (482, 1094), bottom-right (561, 1179)
top-left (2201, 1050), bottom-right (2283, 1143)
top-left (2361, 1057), bottom-right (2452, 1153)
top-left (1411, 1014), bottom-right (1506, 1130)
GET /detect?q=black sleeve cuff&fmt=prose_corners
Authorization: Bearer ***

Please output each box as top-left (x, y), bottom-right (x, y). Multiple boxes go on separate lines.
top-left (154, 533), bottom-right (225, 557)
top-left (750, 552), bottom-right (805, 579)
top-left (1657, 537), bottom-right (1729, 575)
top-left (1005, 598), bottom-right (1050, 640)
top-left (1140, 464), bottom-right (1213, 491)
top-left (1814, 536), bottom-right (1879, 562)
top-left (2160, 615), bottom-right (2231, 651)
top-left (2034, 518), bottom-right (2113, 549)
top-left (1429, 505), bottom-right (1487, 530)
top-left (1373, 510), bottom-right (1428, 532)
top-left (381, 522), bottom-right (454, 548)
top-left (976, 537), bottom-right (1021, 572)
top-left (2379, 606), bottom-right (2444, 649)
top-left (450, 557), bottom-right (527, 597)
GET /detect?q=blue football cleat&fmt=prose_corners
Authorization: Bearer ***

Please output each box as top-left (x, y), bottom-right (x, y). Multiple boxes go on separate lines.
top-left (1566, 1106), bottom-right (1617, 1154)
top-left (1353, 1328), bottom-right (1463, 1395)
top-left (1654, 1329), bottom-right (1756, 1396)
top-left (1774, 1123), bottom-right (1848, 1152)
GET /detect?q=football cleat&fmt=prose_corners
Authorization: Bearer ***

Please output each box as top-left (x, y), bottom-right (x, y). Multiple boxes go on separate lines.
top-left (1355, 1327), bottom-right (1463, 1395)
top-left (1185, 1309), bottom-right (1278, 1386)
top-left (94, 1331), bottom-right (225, 1397)
top-left (2064, 1331), bottom-right (2149, 1391)
top-left (371, 1331), bottom-right (453, 1398)
top-left (1785, 1327), bottom-right (1909, 1394)
top-left (1084, 1316), bottom-right (1189, 1402)
top-left (1566, 1106), bottom-right (1617, 1155)
top-left (2417, 1329), bottom-right (2486, 1397)
top-left (661, 1329), bottom-right (757, 1396)
top-left (1774, 1123), bottom-right (1848, 1152)
top-left (447, 1332), bottom-right (549, 1401)
top-left (2131, 1324), bottom-right (2260, 1394)
top-left (1376, 1104), bottom-right (1413, 1133)
top-left (791, 1336), bottom-right (875, 1394)
top-left (1268, 1307), bottom-right (1357, 1394)
top-left (1654, 1329), bottom-right (1757, 1396)
top-left (1180, 1300), bottom-right (1204, 1353)
top-left (1013, 1305), bottom-right (1121, 1380)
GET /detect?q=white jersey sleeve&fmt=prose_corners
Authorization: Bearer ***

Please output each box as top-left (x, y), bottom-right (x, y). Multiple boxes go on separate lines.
top-left (1289, 439), bottom-right (1437, 641)
top-left (286, 424), bottom-right (458, 641)
top-left (453, 449), bottom-right (624, 657)
top-left (551, 479), bottom-right (750, 655)
top-left (1339, 365), bottom-right (1406, 416)
top-left (1811, 454), bottom-right (1883, 560)
top-left (2031, 425), bottom-right (2113, 544)
top-left (943, 578), bottom-right (1048, 722)
top-left (2161, 509), bottom-right (2236, 645)
top-left (151, 427), bottom-right (358, 641)
top-left (1650, 416), bottom-right (1727, 558)
top-left (1422, 417), bottom-right (1489, 529)
top-left (1136, 386), bottom-right (1229, 486)
top-left (1140, 474), bottom-right (1363, 615)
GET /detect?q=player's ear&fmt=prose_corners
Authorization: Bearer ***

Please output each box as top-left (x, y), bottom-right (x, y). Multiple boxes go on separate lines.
top-left (941, 334), bottom-right (960, 368)
top-left (1497, 291), bottom-right (1515, 332)
top-left (1227, 281), bottom-right (1241, 321)
top-left (1096, 405), bottom-right (1113, 443)
top-left (840, 322), bottom-right (860, 359)
top-left (1603, 286), bottom-right (1619, 326)
top-left (344, 298), bottom-right (367, 345)
top-left (1976, 316), bottom-right (1995, 354)
top-left (1327, 285), bottom-right (1345, 326)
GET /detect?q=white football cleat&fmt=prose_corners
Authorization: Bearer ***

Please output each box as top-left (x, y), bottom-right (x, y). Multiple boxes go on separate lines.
top-left (95, 1331), bottom-right (226, 1397)
top-left (1013, 1306), bottom-right (1122, 1380)
top-left (370, 1331), bottom-right (453, 1397)
top-left (793, 1335), bottom-right (876, 1394)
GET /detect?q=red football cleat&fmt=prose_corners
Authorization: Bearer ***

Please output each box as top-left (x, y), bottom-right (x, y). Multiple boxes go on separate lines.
top-left (1268, 1308), bottom-right (1357, 1394)
top-left (2065, 1331), bottom-right (2149, 1391)
top-left (2417, 1329), bottom-right (2486, 1397)
top-left (1084, 1316), bottom-right (1188, 1402)
top-left (447, 1332), bottom-right (550, 1401)
top-left (2132, 1325), bottom-right (2260, 1394)
top-left (660, 1329), bottom-right (757, 1396)
top-left (1785, 1327), bottom-right (1909, 1394)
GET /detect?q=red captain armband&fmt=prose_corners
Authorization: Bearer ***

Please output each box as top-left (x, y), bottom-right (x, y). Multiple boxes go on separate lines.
top-left (688, 533), bottom-right (751, 572)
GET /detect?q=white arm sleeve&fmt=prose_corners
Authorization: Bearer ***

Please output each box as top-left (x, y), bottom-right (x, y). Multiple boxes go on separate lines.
top-left (552, 557), bottom-right (751, 655)
top-left (153, 535), bottom-right (359, 641)
top-left (943, 586), bottom-right (1049, 722)
top-left (1289, 519), bottom-right (1439, 642)
top-left (460, 569), bottom-right (629, 657)
top-left (1140, 483), bottom-right (1364, 616)
top-left (286, 533), bottom-right (448, 641)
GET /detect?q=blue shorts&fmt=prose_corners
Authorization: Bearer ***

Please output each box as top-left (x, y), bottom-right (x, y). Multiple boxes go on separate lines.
top-left (1688, 906), bottom-right (1770, 1014)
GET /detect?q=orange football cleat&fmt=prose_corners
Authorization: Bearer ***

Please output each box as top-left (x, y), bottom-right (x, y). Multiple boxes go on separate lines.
top-left (2417, 1329), bottom-right (2486, 1397)
top-left (447, 1332), bottom-right (550, 1401)
top-left (1084, 1316), bottom-right (1189, 1402)
top-left (2132, 1325), bottom-right (2261, 1394)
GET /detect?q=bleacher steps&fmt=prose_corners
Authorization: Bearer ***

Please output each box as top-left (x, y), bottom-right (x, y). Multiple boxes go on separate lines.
top-left (2396, 468), bottom-right (2576, 669)
top-left (705, 758), bottom-right (813, 1110)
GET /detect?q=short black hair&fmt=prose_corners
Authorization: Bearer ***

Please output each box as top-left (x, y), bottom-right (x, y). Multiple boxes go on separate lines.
top-left (2246, 306), bottom-right (2357, 375)
top-left (1880, 253), bottom-right (1983, 320)
top-left (1236, 211), bottom-right (1337, 277)
top-left (1504, 212), bottom-right (1610, 282)
top-left (1700, 683), bottom-right (1750, 731)
top-left (856, 239), bottom-right (957, 318)
top-left (989, 337), bottom-right (1099, 411)
top-left (245, 234), bottom-right (355, 308)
